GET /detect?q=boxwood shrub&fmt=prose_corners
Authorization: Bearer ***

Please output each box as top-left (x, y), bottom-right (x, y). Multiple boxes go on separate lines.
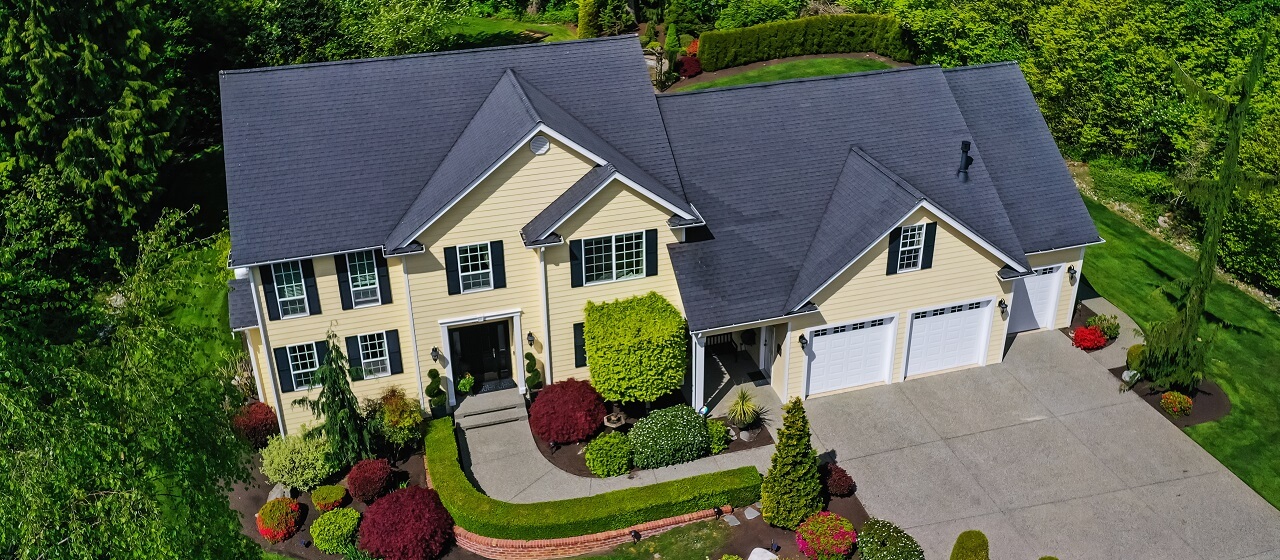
top-left (630, 405), bottom-right (711, 469)
top-left (698, 14), bottom-right (912, 72)
top-left (585, 432), bottom-right (632, 477)
top-left (260, 433), bottom-right (336, 491)
top-left (424, 418), bottom-right (761, 540)
top-left (584, 292), bottom-right (688, 404)
top-left (312, 507), bottom-right (361, 553)
top-left (859, 517), bottom-right (924, 560)
top-left (949, 529), bottom-right (990, 560)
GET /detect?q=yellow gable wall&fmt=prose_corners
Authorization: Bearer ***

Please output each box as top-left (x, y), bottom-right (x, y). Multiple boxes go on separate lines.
top-left (782, 207), bottom-right (1015, 400)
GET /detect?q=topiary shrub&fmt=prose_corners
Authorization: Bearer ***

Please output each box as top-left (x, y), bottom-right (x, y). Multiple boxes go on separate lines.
top-left (1161, 391), bottom-right (1193, 417)
top-left (524, 352), bottom-right (543, 392)
top-left (1126, 343), bottom-right (1146, 370)
top-left (347, 458), bottom-right (392, 503)
top-left (795, 511), bottom-right (857, 560)
top-left (1085, 314), bottom-right (1121, 339)
top-left (629, 405), bottom-right (711, 469)
top-left (529, 378), bottom-right (607, 444)
top-left (358, 486), bottom-right (454, 560)
top-left (370, 387), bottom-right (425, 451)
top-left (760, 398), bottom-right (822, 529)
top-left (234, 401), bottom-right (279, 449)
top-left (820, 462), bottom-right (855, 497)
top-left (585, 432), bottom-right (633, 477)
top-left (260, 433), bottom-right (336, 491)
top-left (859, 517), bottom-right (924, 560)
top-left (708, 418), bottom-right (730, 454)
top-left (1072, 326), bottom-right (1107, 350)
top-left (425, 369), bottom-right (447, 411)
top-left (312, 507), bottom-right (361, 553)
top-left (256, 497), bottom-right (301, 544)
top-left (584, 292), bottom-right (688, 404)
top-left (312, 484), bottom-right (347, 512)
top-left (949, 530), bottom-right (990, 560)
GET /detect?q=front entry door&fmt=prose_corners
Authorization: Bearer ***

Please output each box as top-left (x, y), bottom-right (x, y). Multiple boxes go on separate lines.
top-left (449, 320), bottom-right (513, 392)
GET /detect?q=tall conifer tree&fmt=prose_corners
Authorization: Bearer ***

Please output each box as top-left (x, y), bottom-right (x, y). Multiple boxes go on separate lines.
top-left (760, 397), bottom-right (823, 529)
top-left (293, 331), bottom-right (374, 466)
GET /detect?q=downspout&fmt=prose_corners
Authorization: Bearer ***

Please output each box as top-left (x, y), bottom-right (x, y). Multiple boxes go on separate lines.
top-left (245, 329), bottom-right (265, 402)
top-left (539, 247), bottom-right (554, 385)
top-left (401, 257), bottom-right (426, 408)
top-left (247, 271), bottom-right (288, 435)
top-left (782, 321), bottom-right (792, 401)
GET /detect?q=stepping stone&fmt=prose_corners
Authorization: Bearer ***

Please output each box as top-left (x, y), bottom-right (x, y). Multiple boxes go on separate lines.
top-left (723, 514), bottom-right (741, 526)
top-left (743, 507), bottom-right (760, 520)
top-left (748, 548), bottom-right (779, 560)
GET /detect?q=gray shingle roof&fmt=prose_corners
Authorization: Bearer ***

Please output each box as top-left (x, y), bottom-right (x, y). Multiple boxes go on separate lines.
top-left (522, 163), bottom-right (615, 244)
top-left (228, 278), bottom-right (259, 331)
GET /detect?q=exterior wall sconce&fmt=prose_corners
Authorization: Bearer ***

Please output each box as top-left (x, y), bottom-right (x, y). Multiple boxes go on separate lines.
top-left (998, 299), bottom-right (1009, 315)
top-left (431, 347), bottom-right (441, 362)
top-left (799, 334), bottom-right (808, 350)
top-left (1067, 265), bottom-right (1078, 281)
top-left (527, 331), bottom-right (535, 347)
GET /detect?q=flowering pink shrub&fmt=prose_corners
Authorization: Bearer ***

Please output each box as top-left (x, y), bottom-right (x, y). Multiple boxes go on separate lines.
top-left (796, 511), bottom-right (857, 560)
top-left (1072, 326), bottom-right (1107, 350)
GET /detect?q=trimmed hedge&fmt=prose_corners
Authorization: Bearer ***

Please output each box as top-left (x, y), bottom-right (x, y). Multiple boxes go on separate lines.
top-left (424, 418), bottom-right (761, 540)
top-left (584, 292), bottom-right (688, 404)
top-left (698, 14), bottom-right (911, 72)
top-left (949, 530), bottom-right (990, 560)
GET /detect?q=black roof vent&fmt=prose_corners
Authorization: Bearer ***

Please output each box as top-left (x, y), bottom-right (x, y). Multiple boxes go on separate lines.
top-left (957, 140), bottom-right (973, 180)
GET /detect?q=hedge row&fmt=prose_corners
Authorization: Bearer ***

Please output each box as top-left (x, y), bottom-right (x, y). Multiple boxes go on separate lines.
top-left (697, 14), bottom-right (912, 72)
top-left (424, 418), bottom-right (762, 540)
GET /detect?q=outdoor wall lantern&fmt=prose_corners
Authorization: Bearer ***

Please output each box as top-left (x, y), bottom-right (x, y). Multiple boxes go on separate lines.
top-left (1068, 265), bottom-right (1078, 281)
top-left (798, 334), bottom-right (808, 350)
top-left (527, 331), bottom-right (535, 347)
top-left (998, 299), bottom-right (1009, 315)
top-left (431, 347), bottom-right (441, 362)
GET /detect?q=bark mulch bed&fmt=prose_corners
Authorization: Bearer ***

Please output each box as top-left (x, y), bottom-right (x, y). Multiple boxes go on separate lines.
top-left (1108, 365), bottom-right (1231, 428)
top-left (714, 492), bottom-right (871, 559)
top-left (533, 417), bottom-right (775, 478)
top-left (1060, 301), bottom-right (1119, 352)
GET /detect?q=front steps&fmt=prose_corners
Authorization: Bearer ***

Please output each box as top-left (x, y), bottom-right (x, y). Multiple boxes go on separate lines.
top-left (454, 388), bottom-right (527, 430)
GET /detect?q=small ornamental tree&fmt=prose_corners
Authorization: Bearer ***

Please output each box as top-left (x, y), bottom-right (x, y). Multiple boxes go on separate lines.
top-left (665, 23), bottom-right (681, 68)
top-left (293, 330), bottom-right (374, 468)
top-left (528, 378), bottom-right (606, 444)
top-left (584, 292), bottom-right (688, 404)
top-left (760, 398), bottom-right (822, 529)
top-left (358, 486), bottom-right (454, 560)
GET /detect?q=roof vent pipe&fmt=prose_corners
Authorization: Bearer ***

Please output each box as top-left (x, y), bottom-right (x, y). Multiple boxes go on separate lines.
top-left (957, 140), bottom-right (973, 180)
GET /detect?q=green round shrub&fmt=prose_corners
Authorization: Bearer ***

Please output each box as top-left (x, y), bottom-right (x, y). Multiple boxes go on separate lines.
top-left (585, 432), bottom-right (633, 477)
top-left (311, 484), bottom-right (347, 512)
top-left (859, 517), bottom-right (924, 560)
top-left (1126, 343), bottom-right (1146, 370)
top-left (259, 433), bottom-right (336, 491)
top-left (949, 529), bottom-right (990, 560)
top-left (708, 418), bottom-right (730, 454)
top-left (311, 507), bottom-right (361, 553)
top-left (1086, 314), bottom-right (1121, 339)
top-left (628, 405), bottom-right (711, 469)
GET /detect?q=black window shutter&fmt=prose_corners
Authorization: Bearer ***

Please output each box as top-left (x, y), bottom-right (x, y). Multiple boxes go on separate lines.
top-left (345, 336), bottom-right (363, 380)
top-left (444, 247), bottom-right (461, 295)
top-left (386, 329), bottom-right (403, 374)
top-left (301, 260), bottom-right (322, 315)
top-left (260, 265), bottom-right (281, 321)
top-left (490, 241), bottom-right (506, 289)
top-left (273, 347), bottom-right (294, 392)
top-left (375, 253), bottom-right (393, 304)
top-left (573, 322), bottom-right (587, 367)
top-left (920, 222), bottom-right (938, 270)
top-left (644, 229), bottom-right (658, 277)
top-left (569, 240), bottom-right (584, 288)
top-left (335, 254), bottom-right (354, 310)
top-left (886, 227), bottom-right (903, 275)
top-left (315, 340), bottom-right (329, 369)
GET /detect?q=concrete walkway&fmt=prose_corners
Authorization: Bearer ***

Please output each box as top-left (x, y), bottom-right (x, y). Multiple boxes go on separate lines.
top-left (1080, 296), bottom-right (1144, 370)
top-left (805, 330), bottom-right (1280, 560)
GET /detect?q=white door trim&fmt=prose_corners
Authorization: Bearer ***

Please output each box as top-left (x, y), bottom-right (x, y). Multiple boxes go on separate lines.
top-left (438, 308), bottom-right (525, 405)
top-left (802, 313), bottom-right (898, 398)
top-left (1009, 264), bottom-right (1065, 333)
top-left (902, 297), bottom-right (996, 379)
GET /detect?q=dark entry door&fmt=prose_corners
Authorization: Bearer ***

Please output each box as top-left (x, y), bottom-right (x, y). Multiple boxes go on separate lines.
top-left (449, 320), bottom-right (512, 391)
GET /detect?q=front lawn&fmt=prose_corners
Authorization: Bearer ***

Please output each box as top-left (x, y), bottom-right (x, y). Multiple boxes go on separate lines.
top-left (672, 57), bottom-right (891, 91)
top-left (1083, 197), bottom-right (1280, 507)
top-left (451, 17), bottom-right (575, 48)
top-left (585, 519), bottom-right (731, 560)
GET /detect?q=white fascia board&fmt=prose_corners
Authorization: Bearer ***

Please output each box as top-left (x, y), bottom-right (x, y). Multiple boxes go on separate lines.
top-left (532, 170), bottom-right (698, 240)
top-left (1024, 238), bottom-right (1106, 254)
top-left (690, 307), bottom-right (821, 336)
top-left (233, 245), bottom-right (385, 270)
top-left (919, 200), bottom-right (1026, 272)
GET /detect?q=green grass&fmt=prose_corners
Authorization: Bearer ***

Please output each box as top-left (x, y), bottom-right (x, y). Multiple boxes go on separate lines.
top-left (1083, 197), bottom-right (1280, 506)
top-left (169, 235), bottom-right (239, 370)
top-left (451, 16), bottom-right (576, 48)
top-left (672, 57), bottom-right (891, 91)
top-left (584, 519), bottom-right (731, 560)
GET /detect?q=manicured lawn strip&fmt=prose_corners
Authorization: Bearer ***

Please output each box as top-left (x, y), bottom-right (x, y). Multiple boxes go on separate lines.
top-left (1083, 197), bottom-right (1280, 506)
top-left (452, 17), bottom-right (575, 47)
top-left (673, 58), bottom-right (891, 91)
top-left (583, 519), bottom-right (732, 560)
top-left (424, 418), bottom-right (762, 540)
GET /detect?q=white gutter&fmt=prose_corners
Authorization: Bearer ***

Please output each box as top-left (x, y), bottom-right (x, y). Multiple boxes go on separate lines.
top-left (690, 307), bottom-right (821, 336)
top-left (1024, 238), bottom-right (1106, 254)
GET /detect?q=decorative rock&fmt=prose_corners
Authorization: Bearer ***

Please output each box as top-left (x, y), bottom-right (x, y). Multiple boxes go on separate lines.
top-left (267, 483), bottom-right (293, 501)
top-left (723, 514), bottom-right (741, 526)
top-left (740, 429), bottom-right (757, 442)
top-left (747, 548), bottom-right (779, 560)
top-left (743, 506), bottom-right (760, 520)
top-left (1122, 369), bottom-right (1140, 383)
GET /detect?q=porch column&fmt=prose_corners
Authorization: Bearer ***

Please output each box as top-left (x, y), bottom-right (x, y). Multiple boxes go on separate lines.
top-left (691, 332), bottom-right (706, 410)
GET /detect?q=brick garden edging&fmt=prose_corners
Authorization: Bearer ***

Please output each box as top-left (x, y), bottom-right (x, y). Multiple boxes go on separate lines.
top-left (451, 505), bottom-right (734, 559)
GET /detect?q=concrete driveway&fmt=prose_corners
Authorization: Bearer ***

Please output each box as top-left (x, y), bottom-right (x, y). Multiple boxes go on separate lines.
top-left (805, 330), bottom-right (1280, 560)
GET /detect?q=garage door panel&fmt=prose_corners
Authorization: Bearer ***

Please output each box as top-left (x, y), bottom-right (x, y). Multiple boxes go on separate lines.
top-left (1010, 266), bottom-right (1061, 332)
top-left (807, 318), bottom-right (894, 395)
top-left (906, 301), bottom-right (989, 377)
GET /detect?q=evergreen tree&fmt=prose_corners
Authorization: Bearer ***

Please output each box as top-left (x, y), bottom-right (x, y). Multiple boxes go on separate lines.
top-left (664, 23), bottom-right (681, 67)
top-left (579, 0), bottom-right (602, 38)
top-left (760, 397), bottom-right (823, 529)
top-left (293, 331), bottom-right (374, 466)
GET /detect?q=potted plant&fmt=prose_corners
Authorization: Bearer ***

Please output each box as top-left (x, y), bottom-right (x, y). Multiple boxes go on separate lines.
top-left (456, 373), bottom-right (476, 395)
top-left (727, 388), bottom-right (763, 441)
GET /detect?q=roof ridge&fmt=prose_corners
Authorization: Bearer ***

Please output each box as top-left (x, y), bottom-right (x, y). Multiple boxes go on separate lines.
top-left (848, 147), bottom-right (925, 201)
top-left (940, 61), bottom-right (1020, 73)
top-left (501, 69), bottom-right (541, 123)
top-left (657, 64), bottom-right (938, 97)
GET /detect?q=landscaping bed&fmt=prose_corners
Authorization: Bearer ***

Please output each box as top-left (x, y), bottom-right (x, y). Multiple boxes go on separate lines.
top-left (1061, 301), bottom-right (1119, 352)
top-left (1107, 365), bottom-right (1231, 428)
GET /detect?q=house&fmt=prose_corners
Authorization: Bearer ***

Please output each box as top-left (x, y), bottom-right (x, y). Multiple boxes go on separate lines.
top-left (223, 36), bottom-right (1100, 433)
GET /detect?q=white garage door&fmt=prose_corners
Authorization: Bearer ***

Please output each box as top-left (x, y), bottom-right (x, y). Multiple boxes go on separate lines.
top-left (906, 301), bottom-right (990, 377)
top-left (1009, 266), bottom-right (1062, 333)
top-left (806, 317), bottom-right (894, 395)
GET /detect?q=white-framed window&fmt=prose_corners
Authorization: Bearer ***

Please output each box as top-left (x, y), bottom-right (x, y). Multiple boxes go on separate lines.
top-left (358, 332), bottom-right (390, 378)
top-left (287, 343), bottom-right (320, 390)
top-left (457, 243), bottom-right (492, 292)
top-left (272, 261), bottom-right (309, 318)
top-left (897, 224), bottom-right (927, 272)
top-left (346, 250), bottom-right (381, 306)
top-left (582, 231), bottom-right (645, 285)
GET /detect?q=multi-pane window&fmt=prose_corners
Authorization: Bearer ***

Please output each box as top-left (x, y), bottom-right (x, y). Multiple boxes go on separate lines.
top-left (273, 261), bottom-right (308, 318)
top-left (358, 332), bottom-right (390, 378)
top-left (287, 343), bottom-right (319, 390)
top-left (897, 224), bottom-right (926, 272)
top-left (347, 250), bottom-right (380, 306)
top-left (457, 243), bottom-right (492, 292)
top-left (582, 232), bottom-right (645, 285)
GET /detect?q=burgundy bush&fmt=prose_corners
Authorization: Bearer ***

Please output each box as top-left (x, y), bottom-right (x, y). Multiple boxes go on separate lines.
top-left (358, 486), bottom-right (454, 560)
top-left (347, 458), bottom-right (392, 503)
top-left (821, 462), bottom-right (855, 497)
top-left (233, 401), bottom-right (279, 449)
top-left (678, 56), bottom-right (703, 78)
top-left (528, 378), bottom-right (607, 444)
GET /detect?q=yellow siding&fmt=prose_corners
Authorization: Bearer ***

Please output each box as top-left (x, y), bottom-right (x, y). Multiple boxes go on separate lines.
top-left (1027, 247), bottom-right (1086, 329)
top-left (769, 323), bottom-right (790, 401)
top-left (784, 207), bottom-right (1014, 399)
top-left (245, 328), bottom-right (279, 413)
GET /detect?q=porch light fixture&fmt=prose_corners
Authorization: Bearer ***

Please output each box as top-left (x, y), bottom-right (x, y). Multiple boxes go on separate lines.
top-left (527, 331), bottom-right (535, 347)
top-left (1068, 265), bottom-right (1078, 281)
top-left (798, 334), bottom-right (808, 350)
top-left (431, 347), bottom-right (441, 362)
top-left (998, 299), bottom-right (1009, 314)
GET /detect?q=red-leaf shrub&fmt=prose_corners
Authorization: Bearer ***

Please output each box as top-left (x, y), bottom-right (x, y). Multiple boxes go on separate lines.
top-left (528, 378), bottom-right (606, 444)
top-left (1072, 326), bottom-right (1107, 350)
top-left (256, 497), bottom-right (301, 544)
top-left (358, 486), bottom-right (454, 560)
top-left (234, 401), bottom-right (279, 449)
top-left (678, 56), bottom-right (703, 78)
top-left (820, 462), bottom-right (855, 497)
top-left (796, 511), bottom-right (857, 560)
top-left (347, 458), bottom-right (392, 503)
top-left (685, 38), bottom-right (699, 56)
top-left (1161, 391), bottom-right (1193, 417)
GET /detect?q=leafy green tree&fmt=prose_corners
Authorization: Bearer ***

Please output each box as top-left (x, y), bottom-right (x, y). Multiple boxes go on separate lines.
top-left (760, 398), bottom-right (822, 529)
top-left (579, 0), bottom-right (603, 38)
top-left (599, 0), bottom-right (637, 36)
top-left (246, 0), bottom-right (350, 66)
top-left (583, 292), bottom-right (688, 404)
top-left (356, 0), bottom-right (465, 57)
top-left (293, 331), bottom-right (375, 467)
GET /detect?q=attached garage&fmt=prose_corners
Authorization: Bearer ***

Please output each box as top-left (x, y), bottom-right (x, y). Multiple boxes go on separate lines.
top-left (1009, 265), bottom-right (1063, 333)
top-left (805, 317), bottom-right (895, 395)
top-left (905, 300), bottom-right (992, 377)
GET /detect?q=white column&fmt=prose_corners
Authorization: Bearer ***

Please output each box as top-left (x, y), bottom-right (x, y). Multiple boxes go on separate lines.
top-left (538, 247), bottom-right (554, 385)
top-left (248, 271), bottom-right (288, 435)
top-left (514, 313), bottom-right (525, 394)
top-left (439, 324), bottom-right (456, 408)
top-left (245, 329), bottom-right (265, 402)
top-left (692, 333), bottom-right (706, 410)
top-left (401, 258), bottom-right (426, 408)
